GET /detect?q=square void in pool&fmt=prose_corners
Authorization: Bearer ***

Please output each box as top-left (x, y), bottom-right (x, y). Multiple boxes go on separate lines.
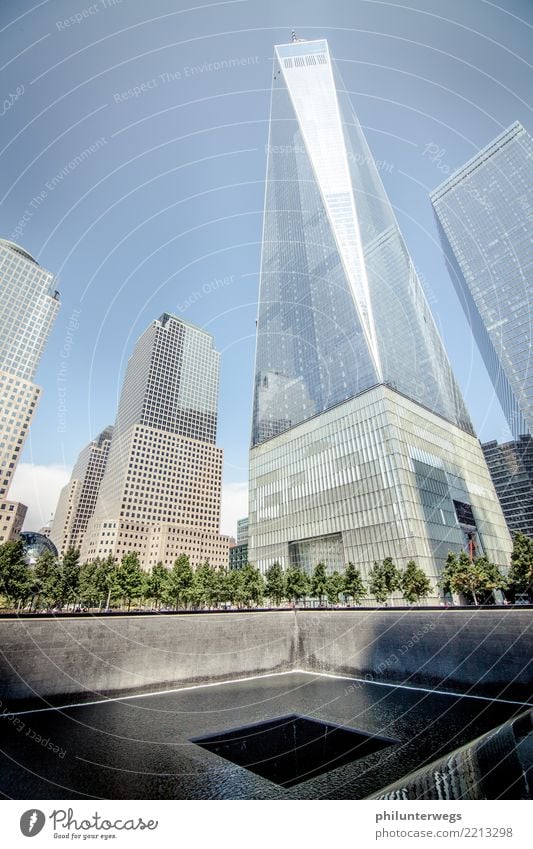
top-left (191, 713), bottom-right (397, 787)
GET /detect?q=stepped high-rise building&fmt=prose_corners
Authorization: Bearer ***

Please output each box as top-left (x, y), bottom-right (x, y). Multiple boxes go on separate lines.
top-left (481, 436), bottom-right (533, 539)
top-left (248, 38), bottom-right (511, 591)
top-left (431, 122), bottom-right (532, 439)
top-left (0, 239), bottom-right (60, 542)
top-left (81, 313), bottom-right (230, 569)
top-left (50, 425), bottom-right (114, 555)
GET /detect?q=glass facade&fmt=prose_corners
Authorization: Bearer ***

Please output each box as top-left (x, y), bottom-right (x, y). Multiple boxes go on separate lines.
top-left (237, 517), bottom-right (249, 544)
top-left (250, 385), bottom-right (511, 584)
top-left (0, 239), bottom-right (60, 382)
top-left (252, 39), bottom-right (471, 447)
top-left (482, 436), bottom-right (533, 539)
top-left (431, 122), bottom-right (533, 438)
top-left (20, 531), bottom-right (58, 565)
top-left (249, 39), bottom-right (511, 588)
top-left (0, 240), bottom-right (59, 531)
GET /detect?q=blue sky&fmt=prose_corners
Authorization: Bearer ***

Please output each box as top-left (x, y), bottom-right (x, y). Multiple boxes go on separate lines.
top-left (1, 0), bottom-right (531, 534)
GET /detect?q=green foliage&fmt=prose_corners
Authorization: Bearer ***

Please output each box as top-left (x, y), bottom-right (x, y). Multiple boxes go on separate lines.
top-left (33, 550), bottom-right (61, 609)
top-left (95, 555), bottom-right (119, 608)
top-left (0, 540), bottom-right (32, 607)
top-left (368, 561), bottom-right (389, 604)
top-left (240, 563), bottom-right (265, 607)
top-left (146, 562), bottom-right (170, 607)
top-left (311, 562), bottom-right (328, 604)
top-left (78, 559), bottom-right (102, 606)
top-left (285, 565), bottom-right (310, 604)
top-left (509, 531), bottom-right (533, 597)
top-left (190, 561), bottom-right (220, 608)
top-left (325, 571), bottom-right (344, 605)
top-left (400, 560), bottom-right (432, 604)
top-left (368, 558), bottom-right (401, 603)
top-left (58, 548), bottom-right (80, 606)
top-left (167, 554), bottom-right (193, 609)
top-left (343, 562), bottom-right (366, 605)
top-left (382, 557), bottom-right (401, 594)
top-left (439, 550), bottom-right (505, 605)
top-left (265, 562), bottom-right (285, 605)
top-left (114, 552), bottom-right (145, 609)
top-left (225, 568), bottom-right (247, 607)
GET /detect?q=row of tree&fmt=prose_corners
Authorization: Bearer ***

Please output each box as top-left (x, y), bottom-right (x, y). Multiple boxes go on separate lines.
top-left (1, 531), bottom-right (532, 612)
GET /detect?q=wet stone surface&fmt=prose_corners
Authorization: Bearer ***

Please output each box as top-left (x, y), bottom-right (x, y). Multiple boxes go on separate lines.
top-left (0, 672), bottom-right (527, 799)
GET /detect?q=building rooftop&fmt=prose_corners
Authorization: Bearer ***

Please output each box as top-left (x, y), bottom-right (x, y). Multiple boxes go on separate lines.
top-left (0, 239), bottom-right (39, 265)
top-left (429, 121), bottom-right (525, 201)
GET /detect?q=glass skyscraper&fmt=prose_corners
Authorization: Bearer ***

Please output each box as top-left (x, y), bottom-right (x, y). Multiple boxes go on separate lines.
top-left (252, 40), bottom-right (471, 446)
top-left (481, 436), bottom-right (533, 539)
top-left (249, 39), bottom-right (511, 591)
top-left (0, 239), bottom-right (60, 541)
top-left (430, 122), bottom-right (532, 439)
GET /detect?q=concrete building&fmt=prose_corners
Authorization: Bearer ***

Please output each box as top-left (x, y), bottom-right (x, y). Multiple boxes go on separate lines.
top-left (431, 122), bottom-right (533, 439)
top-left (50, 426), bottom-right (114, 554)
top-left (482, 436), bottom-right (533, 539)
top-left (82, 313), bottom-right (230, 569)
top-left (248, 38), bottom-right (511, 592)
top-left (0, 239), bottom-right (60, 542)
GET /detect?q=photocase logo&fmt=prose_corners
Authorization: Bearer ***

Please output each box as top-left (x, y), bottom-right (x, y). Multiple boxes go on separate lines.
top-left (20, 810), bottom-right (46, 837)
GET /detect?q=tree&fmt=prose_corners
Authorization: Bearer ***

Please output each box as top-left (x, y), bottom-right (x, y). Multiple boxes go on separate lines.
top-left (190, 562), bottom-right (221, 609)
top-left (240, 563), bottom-right (265, 607)
top-left (382, 557), bottom-right (402, 595)
top-left (343, 562), bottom-right (366, 605)
top-left (400, 560), bottom-right (432, 605)
top-left (368, 557), bottom-right (402, 605)
top-left (475, 555), bottom-right (507, 603)
top-left (33, 550), bottom-right (61, 609)
top-left (58, 547), bottom-right (80, 607)
top-left (115, 552), bottom-right (145, 610)
top-left (440, 551), bottom-right (505, 605)
top-left (78, 559), bottom-right (102, 607)
top-left (311, 562), bottom-right (328, 605)
top-left (146, 562), bottom-right (170, 609)
top-left (167, 554), bottom-right (193, 609)
top-left (285, 565), bottom-right (310, 605)
top-left (368, 561), bottom-right (389, 604)
top-left (225, 568), bottom-right (246, 608)
top-left (95, 555), bottom-right (118, 609)
top-left (265, 562), bottom-right (285, 606)
top-left (0, 540), bottom-right (31, 609)
top-left (325, 571), bottom-right (344, 606)
top-left (509, 531), bottom-right (533, 599)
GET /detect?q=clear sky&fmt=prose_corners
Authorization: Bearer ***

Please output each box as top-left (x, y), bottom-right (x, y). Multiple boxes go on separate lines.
top-left (1, 0), bottom-right (531, 535)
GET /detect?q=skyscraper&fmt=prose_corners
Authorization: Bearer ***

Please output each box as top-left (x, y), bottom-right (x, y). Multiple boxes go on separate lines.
top-left (430, 122), bottom-right (532, 439)
top-left (50, 425), bottom-right (114, 555)
top-left (237, 517), bottom-right (249, 544)
top-left (0, 239), bottom-right (60, 542)
top-left (481, 436), bottom-right (533, 539)
top-left (82, 313), bottom-right (230, 570)
top-left (248, 38), bottom-right (511, 589)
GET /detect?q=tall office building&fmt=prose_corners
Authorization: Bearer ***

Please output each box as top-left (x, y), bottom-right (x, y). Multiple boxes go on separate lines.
top-left (50, 425), bottom-right (114, 554)
top-left (237, 517), bottom-right (249, 544)
top-left (482, 436), bottom-right (533, 539)
top-left (0, 239), bottom-right (60, 542)
top-left (82, 314), bottom-right (230, 569)
top-left (249, 38), bottom-right (511, 589)
top-left (431, 122), bottom-right (532, 439)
